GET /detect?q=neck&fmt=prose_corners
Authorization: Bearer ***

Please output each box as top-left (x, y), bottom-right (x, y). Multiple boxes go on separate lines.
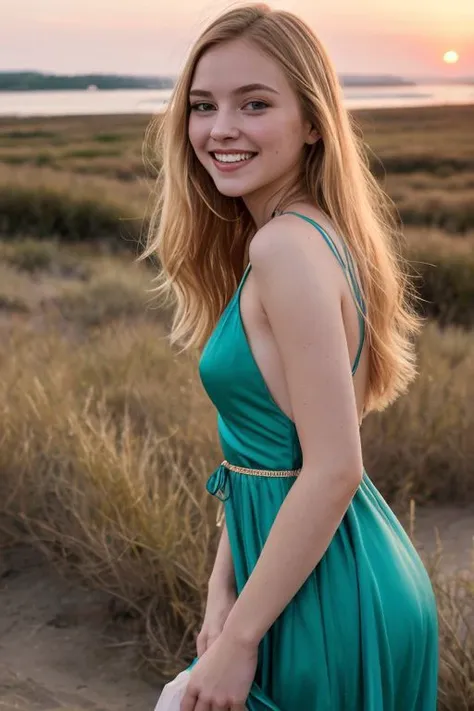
top-left (244, 195), bottom-right (308, 228)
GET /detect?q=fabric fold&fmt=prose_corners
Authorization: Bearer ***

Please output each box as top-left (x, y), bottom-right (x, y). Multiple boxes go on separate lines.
top-left (206, 462), bottom-right (230, 502)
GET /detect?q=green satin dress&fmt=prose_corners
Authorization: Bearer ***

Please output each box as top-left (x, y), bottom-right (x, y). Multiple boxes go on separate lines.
top-left (196, 211), bottom-right (439, 710)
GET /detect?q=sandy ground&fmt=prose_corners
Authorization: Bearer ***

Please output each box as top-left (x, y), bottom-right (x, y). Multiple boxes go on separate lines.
top-left (0, 506), bottom-right (472, 711)
top-left (399, 503), bottom-right (474, 574)
top-left (0, 547), bottom-right (159, 711)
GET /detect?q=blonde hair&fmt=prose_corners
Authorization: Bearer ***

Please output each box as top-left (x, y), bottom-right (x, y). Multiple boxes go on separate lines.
top-left (139, 3), bottom-right (422, 416)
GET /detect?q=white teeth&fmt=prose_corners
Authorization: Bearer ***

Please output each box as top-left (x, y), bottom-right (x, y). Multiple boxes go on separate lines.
top-left (213, 153), bottom-right (255, 163)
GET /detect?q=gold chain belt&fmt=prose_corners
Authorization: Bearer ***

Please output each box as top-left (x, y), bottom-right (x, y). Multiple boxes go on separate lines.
top-left (208, 461), bottom-right (301, 528)
top-left (221, 459), bottom-right (301, 477)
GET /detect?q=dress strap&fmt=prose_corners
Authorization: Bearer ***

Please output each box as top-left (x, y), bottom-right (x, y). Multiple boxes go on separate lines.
top-left (280, 211), bottom-right (366, 375)
top-left (240, 261), bottom-right (252, 287)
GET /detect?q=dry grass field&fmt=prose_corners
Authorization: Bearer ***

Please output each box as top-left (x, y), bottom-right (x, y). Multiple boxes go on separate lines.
top-left (0, 105), bottom-right (473, 710)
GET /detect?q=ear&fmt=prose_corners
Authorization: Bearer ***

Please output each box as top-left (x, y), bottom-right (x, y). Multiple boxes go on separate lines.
top-left (306, 124), bottom-right (320, 145)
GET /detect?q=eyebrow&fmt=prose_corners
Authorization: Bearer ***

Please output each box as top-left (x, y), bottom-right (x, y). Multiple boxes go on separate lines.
top-left (189, 83), bottom-right (280, 98)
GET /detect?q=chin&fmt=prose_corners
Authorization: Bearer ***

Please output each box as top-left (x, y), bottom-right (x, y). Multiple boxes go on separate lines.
top-left (213, 185), bottom-right (246, 198)
top-left (212, 178), bottom-right (265, 200)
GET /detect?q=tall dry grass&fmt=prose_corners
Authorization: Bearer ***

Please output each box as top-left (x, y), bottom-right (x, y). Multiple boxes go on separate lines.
top-left (405, 229), bottom-right (474, 327)
top-left (415, 522), bottom-right (474, 711)
top-left (1, 106), bottom-right (474, 237)
top-left (0, 163), bottom-right (148, 241)
top-left (0, 318), bottom-right (220, 676)
top-left (363, 321), bottom-right (474, 504)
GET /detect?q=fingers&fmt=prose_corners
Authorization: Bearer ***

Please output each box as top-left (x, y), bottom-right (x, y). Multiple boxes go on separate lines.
top-left (180, 687), bottom-right (199, 711)
top-left (182, 692), bottom-right (245, 711)
top-left (194, 698), bottom-right (212, 711)
top-left (210, 700), bottom-right (233, 711)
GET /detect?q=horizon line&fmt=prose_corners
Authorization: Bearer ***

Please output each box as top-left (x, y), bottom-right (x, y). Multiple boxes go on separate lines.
top-left (1, 69), bottom-right (473, 79)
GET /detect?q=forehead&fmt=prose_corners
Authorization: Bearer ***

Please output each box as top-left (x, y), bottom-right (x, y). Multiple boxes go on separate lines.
top-left (191, 38), bottom-right (290, 94)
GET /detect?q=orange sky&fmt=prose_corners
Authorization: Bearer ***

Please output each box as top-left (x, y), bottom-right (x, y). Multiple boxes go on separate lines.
top-left (1, 0), bottom-right (473, 76)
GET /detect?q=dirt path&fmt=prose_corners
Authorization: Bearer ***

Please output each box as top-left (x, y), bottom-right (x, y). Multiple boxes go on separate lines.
top-left (398, 503), bottom-right (474, 574)
top-left (0, 547), bottom-right (159, 711)
top-left (0, 506), bottom-right (472, 711)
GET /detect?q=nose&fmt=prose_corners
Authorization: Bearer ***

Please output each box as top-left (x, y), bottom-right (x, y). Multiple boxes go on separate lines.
top-left (209, 110), bottom-right (240, 141)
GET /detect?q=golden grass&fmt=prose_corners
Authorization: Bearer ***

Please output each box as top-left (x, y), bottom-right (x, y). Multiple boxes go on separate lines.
top-left (0, 244), bottom-right (161, 327)
top-left (405, 231), bottom-right (474, 328)
top-left (0, 162), bottom-right (148, 241)
top-left (2, 105), bottom-right (474, 172)
top-left (404, 227), bottom-right (474, 255)
top-left (1, 105), bottom-right (474, 238)
top-left (436, 570), bottom-right (474, 710)
top-left (0, 318), bottom-right (219, 677)
top-left (415, 521), bottom-right (474, 711)
top-left (397, 185), bottom-right (474, 235)
top-left (356, 104), bottom-right (474, 166)
top-left (362, 321), bottom-right (474, 504)
top-left (0, 262), bottom-right (38, 312)
top-left (0, 162), bottom-right (147, 206)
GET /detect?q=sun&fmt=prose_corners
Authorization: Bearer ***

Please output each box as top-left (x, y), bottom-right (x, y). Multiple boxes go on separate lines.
top-left (443, 50), bottom-right (459, 64)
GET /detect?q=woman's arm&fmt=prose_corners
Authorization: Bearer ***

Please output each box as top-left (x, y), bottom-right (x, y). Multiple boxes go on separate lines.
top-left (208, 518), bottom-right (235, 593)
top-left (221, 216), bottom-right (364, 647)
top-left (196, 518), bottom-right (237, 657)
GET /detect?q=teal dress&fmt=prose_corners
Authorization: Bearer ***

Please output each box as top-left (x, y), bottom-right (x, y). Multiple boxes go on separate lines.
top-left (197, 212), bottom-right (439, 710)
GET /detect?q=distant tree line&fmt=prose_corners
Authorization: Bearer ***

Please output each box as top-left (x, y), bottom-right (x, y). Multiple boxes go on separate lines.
top-left (340, 75), bottom-right (416, 87)
top-left (0, 72), bottom-right (176, 91)
top-left (1, 71), bottom-right (433, 92)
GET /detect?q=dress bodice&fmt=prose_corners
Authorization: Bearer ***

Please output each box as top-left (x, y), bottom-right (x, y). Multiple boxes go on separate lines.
top-left (199, 261), bottom-right (302, 471)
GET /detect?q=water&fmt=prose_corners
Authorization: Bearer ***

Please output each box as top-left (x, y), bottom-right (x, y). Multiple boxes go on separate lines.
top-left (0, 84), bottom-right (473, 118)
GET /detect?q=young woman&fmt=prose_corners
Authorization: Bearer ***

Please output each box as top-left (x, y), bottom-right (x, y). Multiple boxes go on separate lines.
top-left (142, 4), bottom-right (439, 710)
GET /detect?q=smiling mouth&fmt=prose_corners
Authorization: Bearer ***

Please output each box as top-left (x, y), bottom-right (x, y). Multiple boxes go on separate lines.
top-left (210, 151), bottom-right (258, 164)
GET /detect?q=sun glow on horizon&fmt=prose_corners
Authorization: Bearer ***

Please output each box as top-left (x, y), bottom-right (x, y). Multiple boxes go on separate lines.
top-left (443, 50), bottom-right (460, 64)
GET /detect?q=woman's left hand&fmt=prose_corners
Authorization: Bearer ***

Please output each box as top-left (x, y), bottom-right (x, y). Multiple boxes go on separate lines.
top-left (180, 630), bottom-right (258, 711)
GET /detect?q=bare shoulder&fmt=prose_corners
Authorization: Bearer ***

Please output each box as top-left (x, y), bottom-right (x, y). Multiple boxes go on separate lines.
top-left (248, 210), bottom-right (346, 294)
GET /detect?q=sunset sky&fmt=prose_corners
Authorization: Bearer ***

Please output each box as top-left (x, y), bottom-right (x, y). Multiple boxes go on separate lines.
top-left (2, 0), bottom-right (473, 77)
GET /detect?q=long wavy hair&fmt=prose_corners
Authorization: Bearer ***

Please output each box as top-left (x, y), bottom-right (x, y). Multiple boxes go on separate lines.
top-left (139, 3), bottom-right (422, 416)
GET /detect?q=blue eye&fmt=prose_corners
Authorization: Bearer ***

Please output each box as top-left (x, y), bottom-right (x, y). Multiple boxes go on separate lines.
top-left (189, 102), bottom-right (214, 112)
top-left (244, 100), bottom-right (268, 110)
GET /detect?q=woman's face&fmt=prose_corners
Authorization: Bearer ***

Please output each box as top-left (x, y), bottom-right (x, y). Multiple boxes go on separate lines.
top-left (188, 38), bottom-right (318, 216)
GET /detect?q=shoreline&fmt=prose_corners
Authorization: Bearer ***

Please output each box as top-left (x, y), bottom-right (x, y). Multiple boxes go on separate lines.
top-left (1, 83), bottom-right (472, 119)
top-left (1, 101), bottom-right (474, 122)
